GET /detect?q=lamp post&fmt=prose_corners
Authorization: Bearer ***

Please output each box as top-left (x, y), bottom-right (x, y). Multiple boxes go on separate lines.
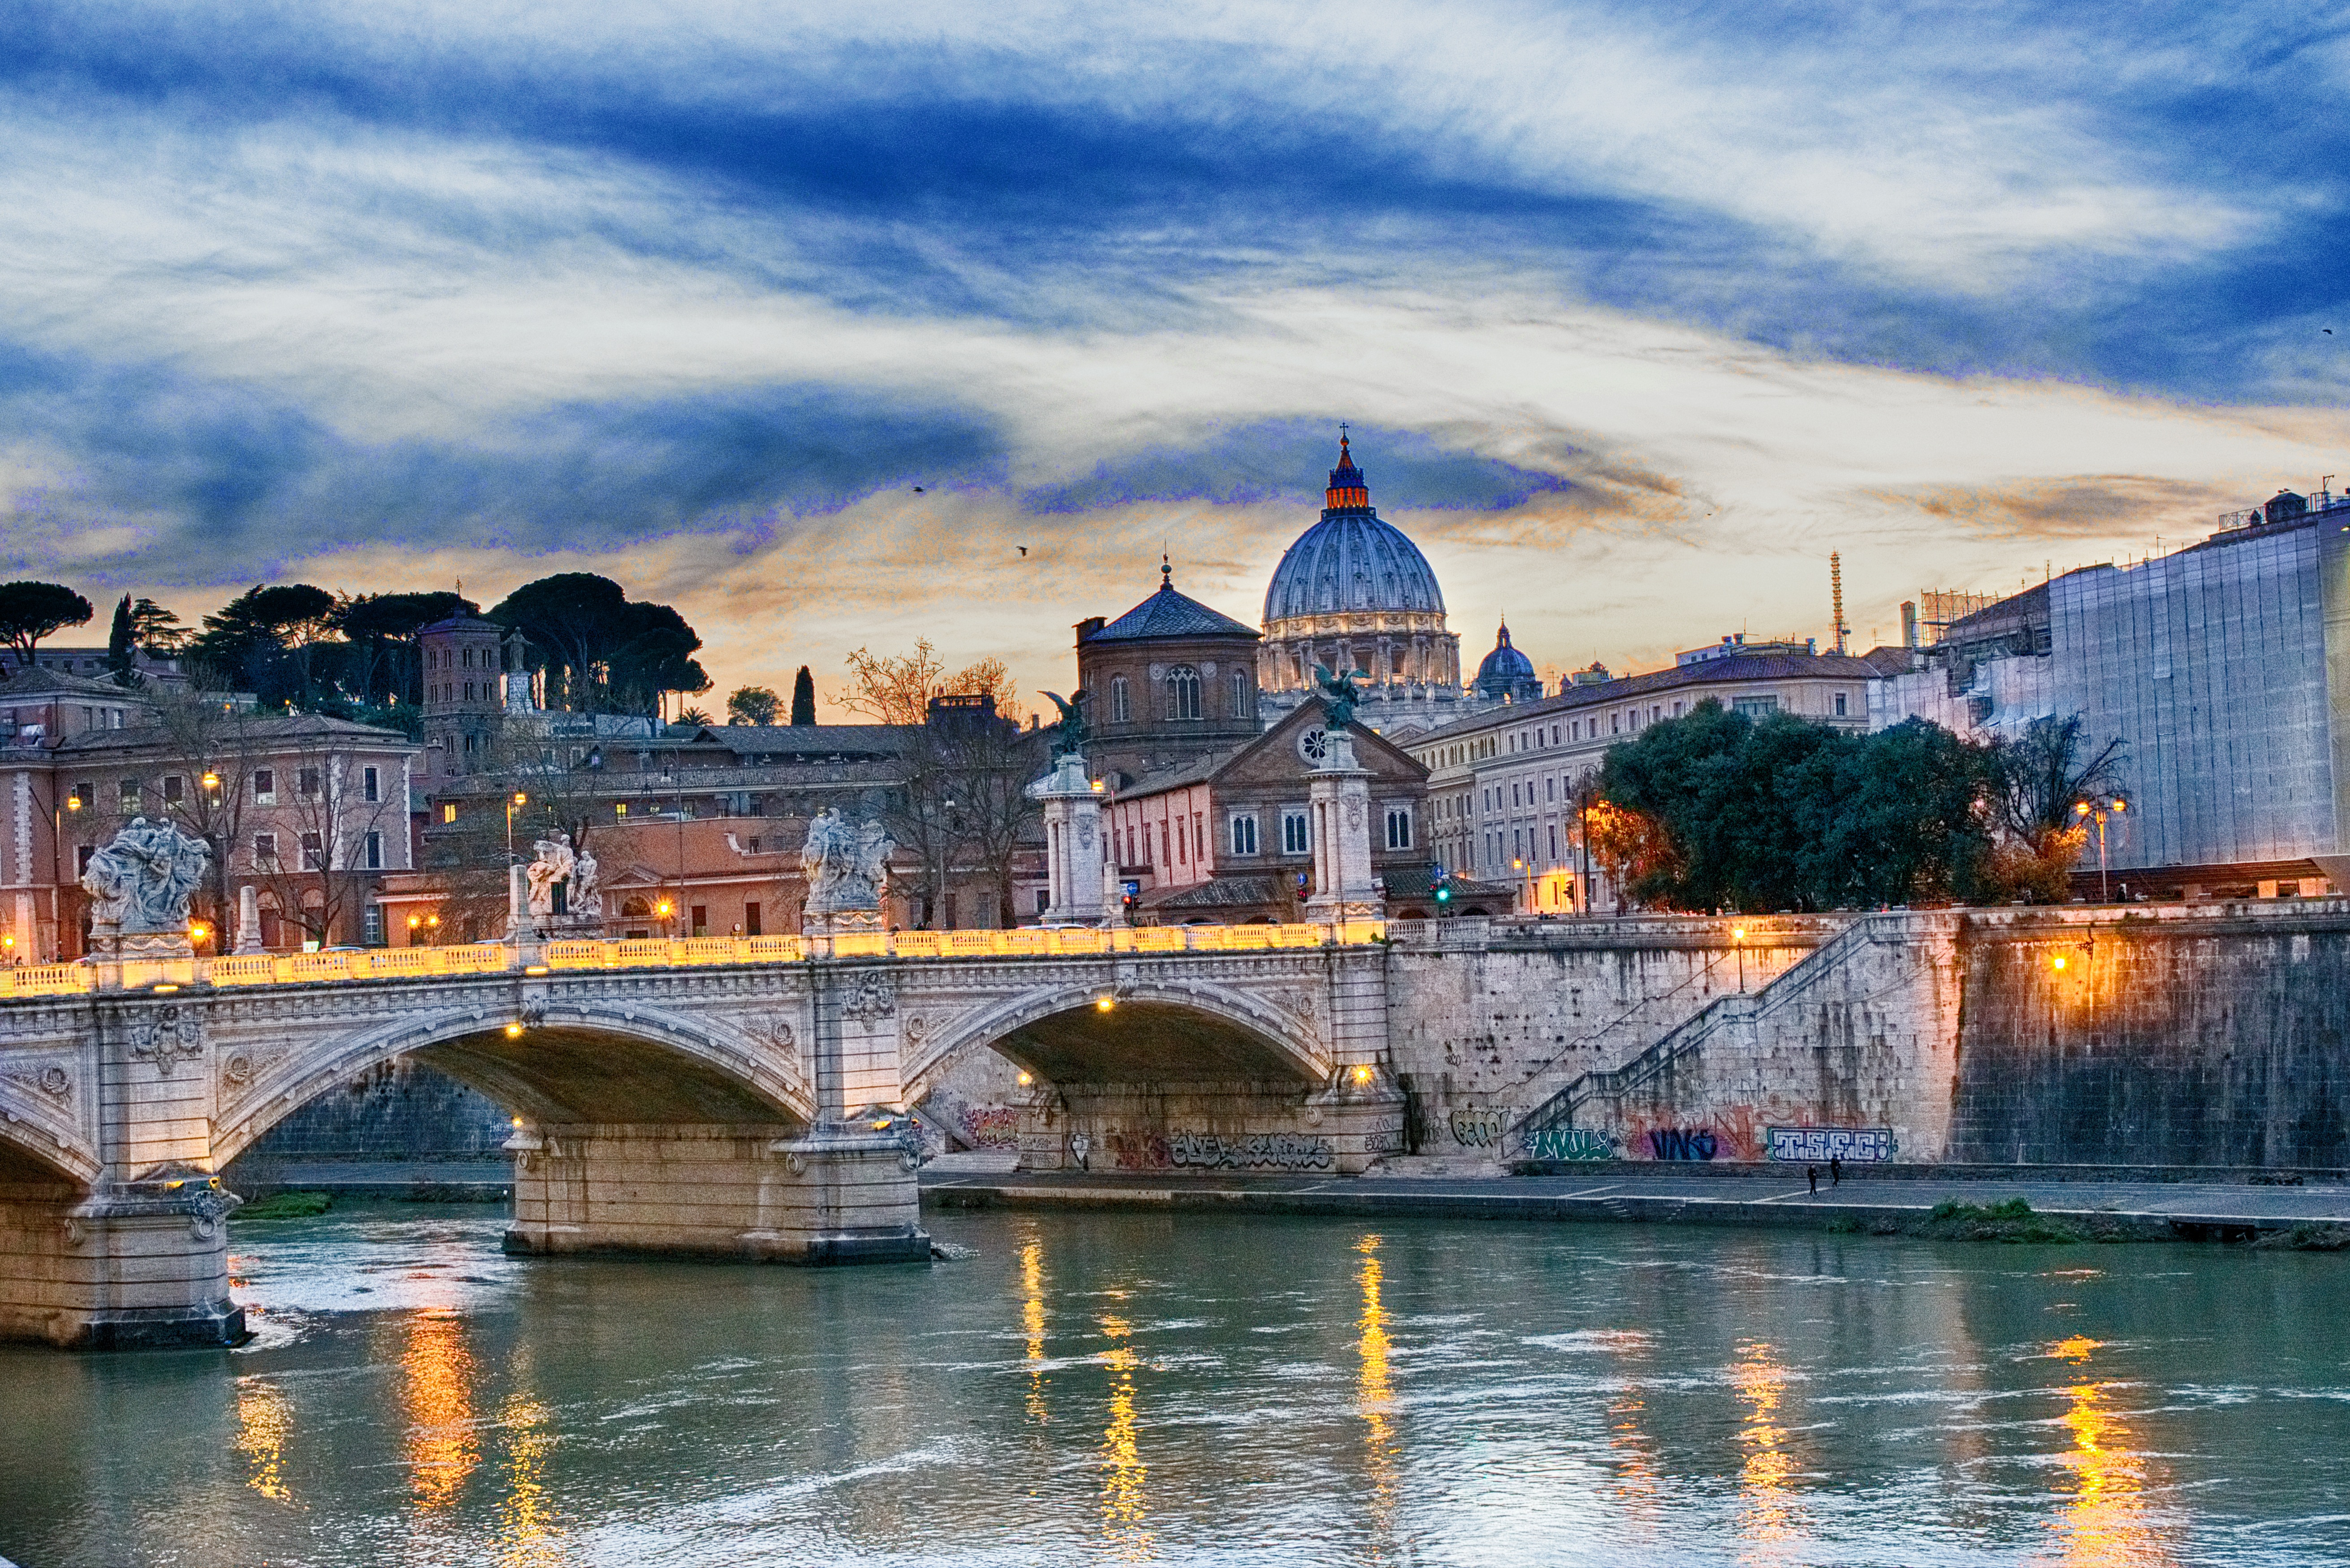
top-left (1732, 924), bottom-right (1747, 992)
top-left (1512, 855), bottom-right (1532, 915)
top-left (2074, 796), bottom-right (2126, 902)
top-left (505, 790), bottom-right (528, 862)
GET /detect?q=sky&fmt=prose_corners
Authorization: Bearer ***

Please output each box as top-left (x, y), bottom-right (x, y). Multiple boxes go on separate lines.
top-left (5, 1), bottom-right (2350, 715)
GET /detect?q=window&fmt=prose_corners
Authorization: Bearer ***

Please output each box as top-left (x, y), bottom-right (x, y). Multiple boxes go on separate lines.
top-left (363, 766), bottom-right (380, 802)
top-left (1166, 665), bottom-right (1201, 721)
top-left (441, 802), bottom-right (458, 824)
top-left (1230, 669), bottom-right (1247, 716)
top-left (254, 832), bottom-right (278, 867)
top-left (1651, 706), bottom-right (1661, 724)
top-left (363, 905), bottom-right (384, 946)
top-left (1732, 695), bottom-right (1780, 718)
top-left (253, 769), bottom-right (275, 804)
top-left (118, 779), bottom-right (139, 809)
top-left (614, 801), bottom-right (628, 818)
top-left (1283, 810), bottom-right (1310, 854)
top-left (1834, 691), bottom-right (1849, 717)
top-left (364, 831), bottom-right (383, 870)
top-left (690, 905), bottom-right (708, 938)
top-left (1110, 675), bottom-right (1130, 723)
top-left (1385, 806), bottom-right (1412, 850)
top-left (1611, 715), bottom-right (1620, 735)
top-left (1547, 776), bottom-right (1556, 803)
top-left (77, 844), bottom-right (95, 875)
top-left (461, 647), bottom-right (474, 669)
top-left (162, 775), bottom-right (184, 804)
top-left (300, 831), bottom-right (323, 870)
top-left (1231, 813), bottom-right (1259, 856)
top-left (1550, 824), bottom-right (1559, 860)
top-left (1672, 701), bottom-right (1684, 718)
top-left (463, 681), bottom-right (475, 702)
top-left (745, 901), bottom-right (762, 937)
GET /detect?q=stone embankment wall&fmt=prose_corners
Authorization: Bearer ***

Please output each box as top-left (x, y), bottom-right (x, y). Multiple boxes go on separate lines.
top-left (223, 1059), bottom-right (512, 1183)
top-left (1389, 903), bottom-right (2350, 1171)
top-left (1948, 906), bottom-right (2350, 1168)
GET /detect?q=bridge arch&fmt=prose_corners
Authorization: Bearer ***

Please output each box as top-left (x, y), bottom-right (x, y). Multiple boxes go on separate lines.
top-left (212, 998), bottom-right (815, 1169)
top-left (903, 977), bottom-right (1328, 1108)
top-left (0, 1108), bottom-right (99, 1189)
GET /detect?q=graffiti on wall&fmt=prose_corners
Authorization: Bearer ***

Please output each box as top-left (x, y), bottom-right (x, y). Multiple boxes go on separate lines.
top-left (959, 1106), bottom-right (1020, 1149)
top-left (1448, 1107), bottom-right (1507, 1149)
top-left (1171, 1131), bottom-right (1334, 1171)
top-left (1647, 1127), bottom-right (1718, 1161)
top-left (1765, 1126), bottom-right (1896, 1163)
top-left (1523, 1128), bottom-right (1616, 1162)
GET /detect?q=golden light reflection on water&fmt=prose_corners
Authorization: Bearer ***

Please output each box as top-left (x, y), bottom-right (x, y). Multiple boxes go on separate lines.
top-left (233, 1377), bottom-right (293, 1502)
top-left (1602, 1335), bottom-right (1660, 1531)
top-left (497, 1393), bottom-right (564, 1568)
top-left (1022, 1239), bottom-right (1050, 1427)
top-left (1354, 1234), bottom-right (1401, 1551)
top-left (1097, 1305), bottom-right (1151, 1560)
top-left (401, 1306), bottom-right (479, 1511)
top-left (2047, 1337), bottom-right (2174, 1568)
top-left (1731, 1340), bottom-right (1806, 1566)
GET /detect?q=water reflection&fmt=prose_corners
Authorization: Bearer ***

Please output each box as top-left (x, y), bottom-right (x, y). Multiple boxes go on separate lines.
top-left (401, 1306), bottom-right (478, 1510)
top-left (497, 1391), bottom-right (563, 1567)
top-left (232, 1377), bottom-right (292, 1502)
top-left (1603, 1335), bottom-right (1661, 1531)
top-left (1097, 1301), bottom-right (1151, 1559)
top-left (2047, 1336), bottom-right (2174, 1568)
top-left (1354, 1234), bottom-right (1401, 1551)
top-left (1022, 1238), bottom-right (1050, 1427)
top-left (1731, 1340), bottom-right (1806, 1566)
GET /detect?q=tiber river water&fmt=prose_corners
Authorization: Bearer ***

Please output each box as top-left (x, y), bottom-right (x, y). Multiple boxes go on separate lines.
top-left (2, 1203), bottom-right (2346, 1567)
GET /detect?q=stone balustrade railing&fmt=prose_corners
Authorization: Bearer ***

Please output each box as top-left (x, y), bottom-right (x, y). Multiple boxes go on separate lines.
top-left (0, 919), bottom-right (1390, 999)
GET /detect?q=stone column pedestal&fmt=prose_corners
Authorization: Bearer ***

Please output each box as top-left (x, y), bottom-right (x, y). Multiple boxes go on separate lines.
top-left (503, 1121), bottom-right (929, 1265)
top-left (233, 883), bottom-right (263, 955)
top-left (0, 1169), bottom-right (244, 1349)
top-left (1304, 731), bottom-right (1383, 925)
top-left (1026, 752), bottom-right (1109, 925)
top-left (1305, 1068), bottom-right (1408, 1174)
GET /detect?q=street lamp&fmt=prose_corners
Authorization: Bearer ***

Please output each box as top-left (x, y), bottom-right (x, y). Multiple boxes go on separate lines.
top-left (2074, 796), bottom-right (2126, 902)
top-left (1732, 924), bottom-right (1748, 991)
top-left (1512, 855), bottom-right (1531, 915)
top-left (506, 790), bottom-right (528, 862)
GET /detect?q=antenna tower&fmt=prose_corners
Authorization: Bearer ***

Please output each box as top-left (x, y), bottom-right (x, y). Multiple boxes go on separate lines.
top-left (1829, 553), bottom-right (1849, 655)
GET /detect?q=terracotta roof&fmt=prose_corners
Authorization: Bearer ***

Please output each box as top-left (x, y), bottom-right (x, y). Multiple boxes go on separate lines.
top-left (0, 666), bottom-right (150, 700)
top-left (1140, 874), bottom-right (1289, 910)
top-left (1415, 651), bottom-right (1883, 744)
top-left (688, 723), bottom-right (913, 756)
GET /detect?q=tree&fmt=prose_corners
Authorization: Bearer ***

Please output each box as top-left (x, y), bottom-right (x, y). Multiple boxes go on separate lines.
top-left (790, 666), bottom-right (817, 726)
top-left (488, 573), bottom-right (708, 716)
top-left (106, 595), bottom-right (138, 687)
top-left (246, 724), bottom-right (408, 948)
top-left (726, 685), bottom-right (781, 726)
top-left (1985, 715), bottom-right (2125, 902)
top-left (840, 640), bottom-right (1024, 727)
top-left (881, 700), bottom-right (1048, 927)
top-left (128, 598), bottom-right (190, 654)
top-left (336, 591), bottom-right (476, 708)
top-left (676, 706), bottom-right (714, 728)
top-left (0, 581), bottom-right (94, 674)
top-left (191, 583), bottom-right (342, 706)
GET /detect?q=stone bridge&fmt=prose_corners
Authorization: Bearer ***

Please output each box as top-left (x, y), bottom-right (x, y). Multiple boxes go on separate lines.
top-left (0, 923), bottom-right (1400, 1348)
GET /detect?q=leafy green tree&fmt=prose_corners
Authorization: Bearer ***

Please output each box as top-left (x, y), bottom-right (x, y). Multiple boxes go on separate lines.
top-left (0, 581), bottom-right (94, 675)
top-left (336, 591), bottom-right (477, 707)
top-left (127, 598), bottom-right (189, 653)
top-left (790, 665), bottom-right (817, 726)
top-left (191, 583), bottom-right (341, 706)
top-left (726, 685), bottom-right (781, 725)
top-left (488, 573), bottom-right (708, 717)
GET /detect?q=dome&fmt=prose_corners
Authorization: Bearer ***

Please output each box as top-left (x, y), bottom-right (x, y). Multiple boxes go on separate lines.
top-left (1474, 620), bottom-right (1542, 701)
top-left (1262, 435), bottom-right (1447, 624)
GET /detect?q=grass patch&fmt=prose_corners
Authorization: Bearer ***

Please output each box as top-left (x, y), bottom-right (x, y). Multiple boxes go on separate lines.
top-left (237, 1191), bottom-right (333, 1221)
top-left (1823, 1216), bottom-right (1865, 1235)
top-left (1921, 1198), bottom-right (2084, 1244)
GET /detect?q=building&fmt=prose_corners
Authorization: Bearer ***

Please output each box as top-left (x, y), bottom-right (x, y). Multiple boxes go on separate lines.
top-left (1074, 560), bottom-right (1263, 790)
top-left (1471, 620), bottom-right (1545, 704)
top-left (1413, 639), bottom-right (1879, 911)
top-left (1257, 434), bottom-right (1495, 740)
top-left (0, 668), bottom-right (418, 957)
top-left (1873, 483), bottom-right (2350, 899)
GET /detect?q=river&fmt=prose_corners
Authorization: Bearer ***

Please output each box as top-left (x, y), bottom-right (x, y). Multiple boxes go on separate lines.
top-left (2, 1202), bottom-right (2345, 1566)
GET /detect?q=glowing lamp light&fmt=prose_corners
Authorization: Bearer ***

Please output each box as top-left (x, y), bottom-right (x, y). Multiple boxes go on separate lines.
top-left (1732, 926), bottom-right (1747, 943)
top-left (504, 1021), bottom-right (525, 1038)
top-left (201, 771), bottom-right (219, 790)
top-left (512, 791), bottom-right (528, 806)
top-left (2052, 954), bottom-right (2068, 971)
top-left (1095, 995), bottom-right (1115, 1012)
top-left (524, 964), bottom-right (549, 976)
top-left (871, 1119), bottom-right (893, 1131)
top-left (65, 793), bottom-right (80, 812)
top-left (153, 983), bottom-right (179, 994)
top-left (1351, 1064), bottom-right (1374, 1086)
top-left (2075, 801), bottom-right (2091, 817)
top-left (1016, 1071), bottom-right (1033, 1086)
top-left (511, 1116), bottom-right (524, 1128)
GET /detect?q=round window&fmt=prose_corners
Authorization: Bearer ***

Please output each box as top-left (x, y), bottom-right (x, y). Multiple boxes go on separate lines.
top-left (1297, 727), bottom-right (1328, 764)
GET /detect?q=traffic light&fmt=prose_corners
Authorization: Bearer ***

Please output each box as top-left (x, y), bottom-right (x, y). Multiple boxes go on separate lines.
top-left (1432, 862), bottom-right (1451, 905)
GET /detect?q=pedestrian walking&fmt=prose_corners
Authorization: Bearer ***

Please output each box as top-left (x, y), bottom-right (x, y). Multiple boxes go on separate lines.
top-left (1830, 1156), bottom-right (1843, 1187)
top-left (1807, 1165), bottom-right (1819, 1194)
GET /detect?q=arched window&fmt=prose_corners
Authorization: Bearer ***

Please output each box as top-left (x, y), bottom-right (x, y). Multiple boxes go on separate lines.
top-left (1110, 675), bottom-right (1130, 723)
top-left (1229, 668), bottom-right (1247, 716)
top-left (1166, 666), bottom-right (1201, 721)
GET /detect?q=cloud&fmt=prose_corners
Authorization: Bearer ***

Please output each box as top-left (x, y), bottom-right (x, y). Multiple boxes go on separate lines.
top-left (1875, 475), bottom-right (2245, 542)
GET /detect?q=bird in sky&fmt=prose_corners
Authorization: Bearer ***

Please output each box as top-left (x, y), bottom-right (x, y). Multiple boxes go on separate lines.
top-left (2326, 328), bottom-right (2335, 335)
top-left (1017, 545), bottom-right (1028, 556)
top-left (912, 485), bottom-right (925, 492)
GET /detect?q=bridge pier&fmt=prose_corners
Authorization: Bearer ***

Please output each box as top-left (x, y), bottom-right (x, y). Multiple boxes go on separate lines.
top-left (0, 1166), bottom-right (242, 1350)
top-left (504, 1120), bottom-right (929, 1264)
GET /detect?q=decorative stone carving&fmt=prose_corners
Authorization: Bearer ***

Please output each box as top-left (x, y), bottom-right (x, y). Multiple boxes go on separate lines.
top-left (840, 974), bottom-right (896, 1023)
top-left (524, 830), bottom-right (600, 923)
top-left (904, 1013), bottom-right (931, 1046)
top-left (220, 1051), bottom-right (254, 1086)
top-left (81, 818), bottom-right (209, 956)
top-left (38, 1064), bottom-right (69, 1098)
top-left (129, 1006), bottom-right (203, 1076)
top-left (801, 810), bottom-right (894, 916)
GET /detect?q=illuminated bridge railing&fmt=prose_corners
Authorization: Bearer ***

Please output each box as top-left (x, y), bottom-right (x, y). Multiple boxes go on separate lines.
top-left (0, 921), bottom-right (1387, 999)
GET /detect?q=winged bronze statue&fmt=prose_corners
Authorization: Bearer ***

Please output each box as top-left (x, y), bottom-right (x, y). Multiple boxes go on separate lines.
top-left (1042, 688), bottom-right (1091, 757)
top-left (1309, 664), bottom-right (1365, 731)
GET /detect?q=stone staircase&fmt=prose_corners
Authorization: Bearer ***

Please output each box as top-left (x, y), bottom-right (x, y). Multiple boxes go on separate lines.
top-left (1502, 913), bottom-right (1901, 1155)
